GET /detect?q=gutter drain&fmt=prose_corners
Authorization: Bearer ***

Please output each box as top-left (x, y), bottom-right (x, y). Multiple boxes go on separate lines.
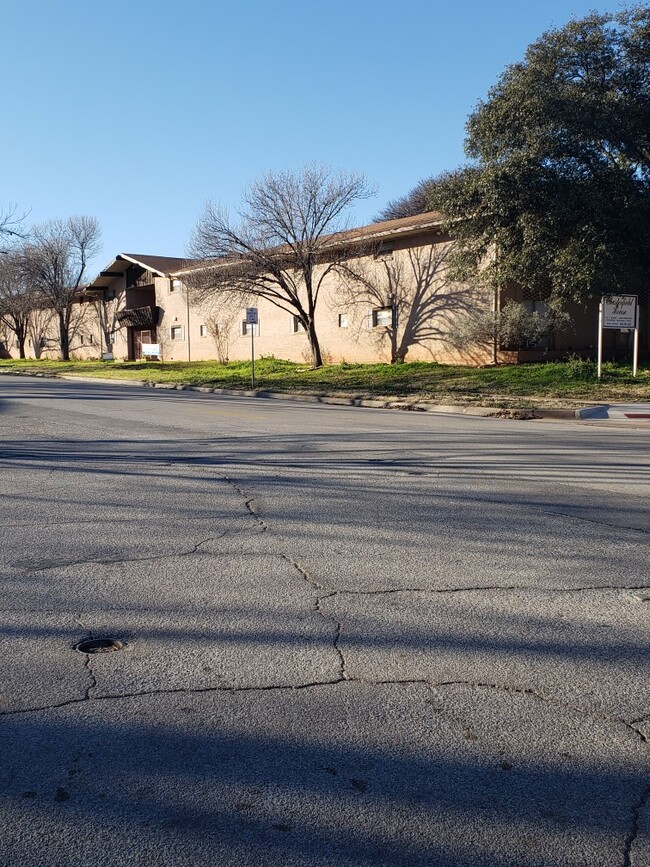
top-left (74, 638), bottom-right (124, 654)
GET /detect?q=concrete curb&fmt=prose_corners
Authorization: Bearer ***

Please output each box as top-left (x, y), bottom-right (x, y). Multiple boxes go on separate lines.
top-left (0, 368), bottom-right (601, 420)
top-left (575, 405), bottom-right (608, 420)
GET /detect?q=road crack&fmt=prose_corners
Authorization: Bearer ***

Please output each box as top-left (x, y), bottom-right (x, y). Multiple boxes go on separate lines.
top-left (540, 509), bottom-right (650, 537)
top-left (72, 617), bottom-right (97, 701)
top-left (325, 584), bottom-right (650, 598)
top-left (223, 477), bottom-right (268, 533)
top-left (281, 557), bottom-right (347, 679)
top-left (623, 783), bottom-right (650, 867)
top-left (29, 536), bottom-right (221, 573)
top-left (281, 555), bottom-right (326, 591)
top-left (4, 678), bottom-right (646, 752)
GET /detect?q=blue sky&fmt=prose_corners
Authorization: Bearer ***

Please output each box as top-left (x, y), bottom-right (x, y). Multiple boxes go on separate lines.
top-left (1, 0), bottom-right (627, 274)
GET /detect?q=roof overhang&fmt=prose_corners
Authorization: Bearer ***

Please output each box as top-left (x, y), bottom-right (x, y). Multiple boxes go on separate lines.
top-left (116, 305), bottom-right (162, 328)
top-left (87, 254), bottom-right (170, 292)
top-left (170, 215), bottom-right (447, 279)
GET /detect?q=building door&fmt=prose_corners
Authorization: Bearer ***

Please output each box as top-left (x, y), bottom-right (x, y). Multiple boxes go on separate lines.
top-left (133, 328), bottom-right (157, 360)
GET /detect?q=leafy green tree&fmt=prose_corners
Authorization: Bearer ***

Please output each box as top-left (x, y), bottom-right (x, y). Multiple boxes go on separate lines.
top-left (428, 7), bottom-right (650, 306)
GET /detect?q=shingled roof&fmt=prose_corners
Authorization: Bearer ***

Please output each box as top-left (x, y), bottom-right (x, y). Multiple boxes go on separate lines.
top-left (87, 253), bottom-right (198, 291)
top-left (88, 213), bottom-right (446, 287)
top-left (339, 211), bottom-right (444, 242)
top-left (170, 211), bottom-right (446, 276)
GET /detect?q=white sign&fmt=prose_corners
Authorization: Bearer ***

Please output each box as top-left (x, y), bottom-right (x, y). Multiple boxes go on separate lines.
top-left (101, 352), bottom-right (114, 361)
top-left (246, 307), bottom-right (259, 325)
top-left (598, 294), bottom-right (640, 378)
top-left (141, 343), bottom-right (160, 356)
top-left (602, 295), bottom-right (637, 329)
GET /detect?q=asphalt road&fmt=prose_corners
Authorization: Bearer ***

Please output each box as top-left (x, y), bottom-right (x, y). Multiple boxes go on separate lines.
top-left (0, 374), bottom-right (648, 867)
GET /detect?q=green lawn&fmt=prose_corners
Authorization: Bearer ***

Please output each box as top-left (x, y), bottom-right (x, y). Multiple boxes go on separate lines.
top-left (1, 356), bottom-right (649, 406)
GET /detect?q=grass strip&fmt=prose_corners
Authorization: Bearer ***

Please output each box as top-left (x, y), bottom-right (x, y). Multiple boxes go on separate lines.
top-left (1, 357), bottom-right (648, 407)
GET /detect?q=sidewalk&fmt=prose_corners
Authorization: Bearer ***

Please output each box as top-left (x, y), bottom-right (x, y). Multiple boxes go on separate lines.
top-left (578, 403), bottom-right (650, 420)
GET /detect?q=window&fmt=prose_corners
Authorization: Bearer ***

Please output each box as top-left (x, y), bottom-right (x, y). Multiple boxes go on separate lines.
top-left (291, 315), bottom-right (305, 333)
top-left (240, 320), bottom-right (260, 336)
top-left (338, 313), bottom-right (349, 328)
top-left (170, 326), bottom-right (184, 340)
top-left (200, 324), bottom-right (209, 337)
top-left (170, 279), bottom-right (182, 294)
top-left (372, 307), bottom-right (392, 328)
top-left (88, 334), bottom-right (94, 345)
top-left (522, 299), bottom-right (550, 317)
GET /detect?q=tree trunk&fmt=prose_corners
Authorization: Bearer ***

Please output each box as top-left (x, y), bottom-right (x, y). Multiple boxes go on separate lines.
top-left (491, 285), bottom-right (500, 365)
top-left (58, 313), bottom-right (70, 361)
top-left (307, 321), bottom-right (323, 368)
top-left (18, 335), bottom-right (26, 359)
top-left (390, 326), bottom-right (398, 364)
top-left (390, 297), bottom-right (404, 363)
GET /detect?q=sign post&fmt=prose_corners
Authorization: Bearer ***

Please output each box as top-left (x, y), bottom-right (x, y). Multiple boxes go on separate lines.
top-left (598, 295), bottom-right (638, 379)
top-left (633, 304), bottom-right (640, 378)
top-left (246, 307), bottom-right (258, 389)
top-left (597, 301), bottom-right (604, 380)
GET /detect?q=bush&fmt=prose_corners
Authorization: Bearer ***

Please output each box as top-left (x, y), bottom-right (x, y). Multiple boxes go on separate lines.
top-left (564, 354), bottom-right (596, 380)
top-left (452, 300), bottom-right (569, 351)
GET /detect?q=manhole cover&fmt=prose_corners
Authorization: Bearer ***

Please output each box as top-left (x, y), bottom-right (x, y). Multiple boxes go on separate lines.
top-left (74, 638), bottom-right (124, 654)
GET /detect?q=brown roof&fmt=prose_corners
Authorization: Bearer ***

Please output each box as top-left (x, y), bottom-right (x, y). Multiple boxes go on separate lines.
top-left (340, 211), bottom-right (444, 242)
top-left (170, 211), bottom-right (445, 276)
top-left (87, 253), bottom-right (200, 291)
top-left (116, 305), bottom-right (162, 328)
top-left (88, 213), bottom-right (446, 288)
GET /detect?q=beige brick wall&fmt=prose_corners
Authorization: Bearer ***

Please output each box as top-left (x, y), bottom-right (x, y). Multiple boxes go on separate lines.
top-left (10, 231), bottom-right (631, 365)
top-left (173, 232), bottom-right (492, 366)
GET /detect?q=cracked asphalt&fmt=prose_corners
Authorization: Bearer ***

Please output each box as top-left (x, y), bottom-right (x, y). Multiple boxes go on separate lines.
top-left (0, 374), bottom-right (648, 867)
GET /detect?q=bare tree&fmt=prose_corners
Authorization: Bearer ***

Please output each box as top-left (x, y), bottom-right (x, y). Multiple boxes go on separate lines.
top-left (22, 216), bottom-right (101, 360)
top-left (0, 318), bottom-right (12, 358)
top-left (27, 306), bottom-right (55, 358)
top-left (188, 165), bottom-right (373, 368)
top-left (0, 250), bottom-right (37, 358)
top-left (202, 308), bottom-right (237, 364)
top-left (0, 205), bottom-right (27, 241)
top-left (338, 243), bottom-right (480, 363)
top-left (92, 286), bottom-right (125, 356)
